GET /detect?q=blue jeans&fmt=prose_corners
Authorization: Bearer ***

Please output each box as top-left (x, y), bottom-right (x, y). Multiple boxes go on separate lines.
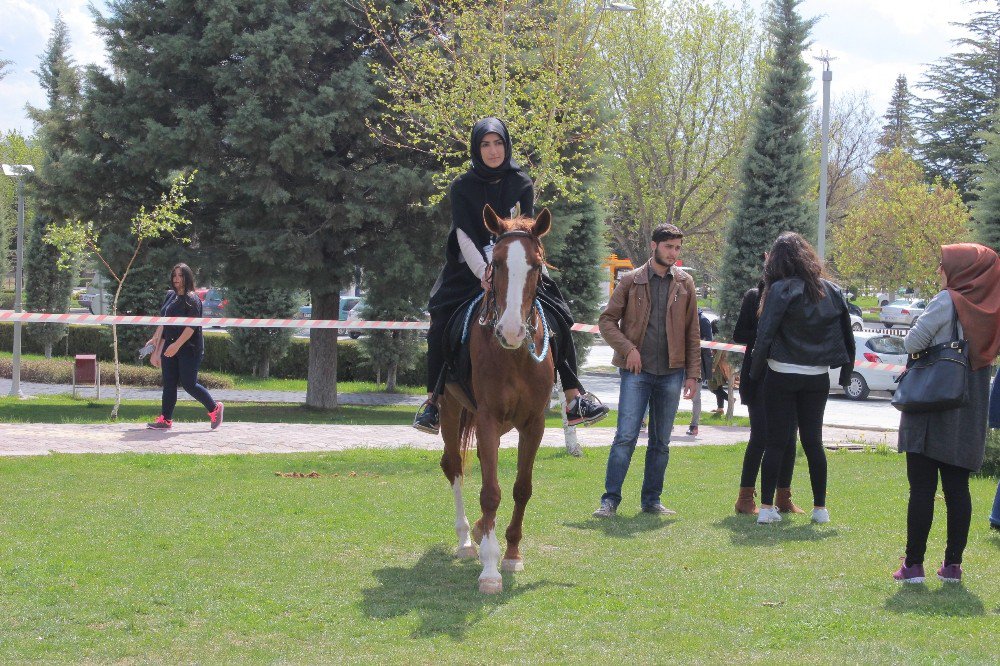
top-left (602, 369), bottom-right (684, 507)
top-left (991, 479), bottom-right (1000, 528)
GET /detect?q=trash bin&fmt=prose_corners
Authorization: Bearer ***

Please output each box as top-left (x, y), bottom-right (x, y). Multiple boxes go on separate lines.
top-left (73, 354), bottom-right (100, 398)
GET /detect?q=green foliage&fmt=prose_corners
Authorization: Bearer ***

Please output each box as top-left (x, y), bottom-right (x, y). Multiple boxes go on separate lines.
top-left (878, 75), bottom-right (917, 153)
top-left (718, 0), bottom-right (817, 332)
top-left (832, 149), bottom-right (971, 296)
top-left (25, 215), bottom-right (74, 356)
top-left (599, 0), bottom-right (766, 268)
top-left (0, 354), bottom-right (231, 390)
top-left (982, 428), bottom-right (1000, 476)
top-left (227, 287), bottom-right (300, 379)
top-left (973, 112), bottom-right (1000, 253)
top-left (916, 5), bottom-right (1000, 201)
top-left (0, 131), bottom-right (44, 280)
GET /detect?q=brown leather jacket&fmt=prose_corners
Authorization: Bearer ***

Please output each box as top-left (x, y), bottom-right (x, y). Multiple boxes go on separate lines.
top-left (598, 260), bottom-right (702, 380)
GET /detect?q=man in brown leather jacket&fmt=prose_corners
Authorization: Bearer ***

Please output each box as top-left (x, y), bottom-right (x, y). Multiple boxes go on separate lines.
top-left (593, 223), bottom-right (701, 517)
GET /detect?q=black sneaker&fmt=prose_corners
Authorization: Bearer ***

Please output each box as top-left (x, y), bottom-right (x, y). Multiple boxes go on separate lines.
top-left (413, 401), bottom-right (440, 435)
top-left (566, 393), bottom-right (609, 426)
top-left (990, 521), bottom-right (1000, 532)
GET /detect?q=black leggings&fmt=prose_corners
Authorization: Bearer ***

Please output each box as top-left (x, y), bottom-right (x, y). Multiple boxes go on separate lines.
top-left (739, 379), bottom-right (796, 488)
top-left (161, 345), bottom-right (216, 419)
top-left (712, 386), bottom-right (728, 409)
top-left (905, 452), bottom-right (972, 566)
top-left (760, 370), bottom-right (829, 506)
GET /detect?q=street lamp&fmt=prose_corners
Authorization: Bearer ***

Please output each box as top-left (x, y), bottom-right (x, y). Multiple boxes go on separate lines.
top-left (813, 51), bottom-right (836, 260)
top-left (2, 163), bottom-right (35, 398)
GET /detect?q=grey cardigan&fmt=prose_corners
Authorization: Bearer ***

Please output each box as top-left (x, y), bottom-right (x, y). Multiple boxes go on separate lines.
top-left (897, 289), bottom-right (989, 471)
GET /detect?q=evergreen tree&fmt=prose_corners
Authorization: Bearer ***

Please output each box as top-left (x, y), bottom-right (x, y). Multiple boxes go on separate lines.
top-left (718, 0), bottom-right (816, 331)
top-left (24, 15), bottom-right (82, 357)
top-left (227, 287), bottom-right (299, 379)
top-left (878, 75), bottom-right (916, 152)
top-left (974, 112), bottom-right (1000, 252)
top-left (67, 0), bottom-right (425, 406)
top-left (916, 5), bottom-right (1000, 200)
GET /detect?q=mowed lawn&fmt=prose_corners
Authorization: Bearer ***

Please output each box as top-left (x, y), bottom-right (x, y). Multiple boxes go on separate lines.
top-left (0, 446), bottom-right (996, 663)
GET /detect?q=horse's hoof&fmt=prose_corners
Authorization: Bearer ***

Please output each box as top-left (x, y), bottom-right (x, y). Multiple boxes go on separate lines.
top-left (501, 558), bottom-right (524, 572)
top-left (456, 545), bottom-right (478, 559)
top-left (479, 576), bottom-right (503, 594)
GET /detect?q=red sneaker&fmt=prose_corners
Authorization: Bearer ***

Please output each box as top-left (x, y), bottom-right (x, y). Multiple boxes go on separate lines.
top-left (147, 415), bottom-right (172, 430)
top-left (209, 402), bottom-right (224, 430)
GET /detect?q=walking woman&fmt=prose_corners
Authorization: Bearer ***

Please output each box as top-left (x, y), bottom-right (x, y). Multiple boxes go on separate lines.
top-left (893, 243), bottom-right (1000, 583)
top-left (412, 117), bottom-right (607, 434)
top-left (749, 232), bottom-right (854, 525)
top-left (731, 271), bottom-right (800, 515)
top-left (147, 263), bottom-right (224, 430)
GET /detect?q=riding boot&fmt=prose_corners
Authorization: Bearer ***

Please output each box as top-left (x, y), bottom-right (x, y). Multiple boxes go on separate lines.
top-left (775, 487), bottom-right (805, 514)
top-left (735, 487), bottom-right (758, 515)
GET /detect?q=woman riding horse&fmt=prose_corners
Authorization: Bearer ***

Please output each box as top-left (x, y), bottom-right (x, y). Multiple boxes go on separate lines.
top-left (413, 117), bottom-right (607, 433)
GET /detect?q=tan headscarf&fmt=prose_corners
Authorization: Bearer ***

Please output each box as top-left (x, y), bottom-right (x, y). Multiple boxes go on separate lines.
top-left (941, 243), bottom-right (1000, 370)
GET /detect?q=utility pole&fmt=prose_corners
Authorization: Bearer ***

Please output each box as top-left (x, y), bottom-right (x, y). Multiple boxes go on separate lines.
top-left (813, 51), bottom-right (835, 260)
top-left (2, 163), bottom-right (36, 398)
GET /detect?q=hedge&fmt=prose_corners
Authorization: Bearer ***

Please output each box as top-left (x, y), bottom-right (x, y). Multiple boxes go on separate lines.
top-left (0, 356), bottom-right (232, 389)
top-left (0, 324), bottom-right (426, 384)
top-left (983, 429), bottom-right (1000, 477)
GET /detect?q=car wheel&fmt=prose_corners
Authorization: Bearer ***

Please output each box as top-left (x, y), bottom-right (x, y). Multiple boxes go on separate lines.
top-left (881, 322), bottom-right (893, 329)
top-left (909, 315), bottom-right (919, 327)
top-left (880, 300), bottom-right (889, 307)
top-left (844, 372), bottom-right (870, 400)
top-left (852, 322), bottom-right (863, 331)
top-left (349, 331), bottom-right (362, 340)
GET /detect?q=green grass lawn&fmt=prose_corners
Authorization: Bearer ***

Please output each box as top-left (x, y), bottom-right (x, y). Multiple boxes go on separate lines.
top-left (0, 395), bottom-right (751, 428)
top-left (0, 446), bottom-right (995, 663)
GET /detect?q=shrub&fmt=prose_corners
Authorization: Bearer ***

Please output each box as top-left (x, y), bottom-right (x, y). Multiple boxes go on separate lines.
top-left (0, 356), bottom-right (232, 389)
top-left (982, 429), bottom-right (1000, 477)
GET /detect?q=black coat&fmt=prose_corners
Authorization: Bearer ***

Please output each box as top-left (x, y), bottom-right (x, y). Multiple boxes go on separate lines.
top-left (732, 286), bottom-right (761, 403)
top-left (427, 169), bottom-right (533, 315)
top-left (749, 278), bottom-right (855, 385)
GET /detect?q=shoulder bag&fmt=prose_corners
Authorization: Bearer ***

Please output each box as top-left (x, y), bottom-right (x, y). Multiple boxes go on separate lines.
top-left (891, 313), bottom-right (969, 413)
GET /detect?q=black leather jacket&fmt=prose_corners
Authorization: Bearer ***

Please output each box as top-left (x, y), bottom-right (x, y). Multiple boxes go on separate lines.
top-left (749, 277), bottom-right (855, 386)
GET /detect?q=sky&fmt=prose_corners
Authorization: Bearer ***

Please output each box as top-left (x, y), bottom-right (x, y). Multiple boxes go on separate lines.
top-left (0, 0), bottom-right (990, 135)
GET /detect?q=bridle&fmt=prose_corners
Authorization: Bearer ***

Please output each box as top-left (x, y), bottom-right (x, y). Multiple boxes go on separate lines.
top-left (463, 230), bottom-right (550, 363)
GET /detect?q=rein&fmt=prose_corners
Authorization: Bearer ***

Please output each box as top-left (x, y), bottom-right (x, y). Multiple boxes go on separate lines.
top-left (464, 230), bottom-right (550, 363)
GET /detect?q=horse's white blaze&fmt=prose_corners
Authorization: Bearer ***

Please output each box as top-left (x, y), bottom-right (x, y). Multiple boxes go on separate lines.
top-left (498, 240), bottom-right (530, 347)
top-left (452, 479), bottom-right (473, 553)
top-left (478, 528), bottom-right (502, 583)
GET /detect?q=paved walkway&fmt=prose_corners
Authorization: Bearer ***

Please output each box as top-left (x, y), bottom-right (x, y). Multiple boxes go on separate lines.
top-left (0, 422), bottom-right (897, 457)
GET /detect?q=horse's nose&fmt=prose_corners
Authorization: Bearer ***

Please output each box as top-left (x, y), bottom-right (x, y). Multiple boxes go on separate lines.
top-left (499, 321), bottom-right (525, 347)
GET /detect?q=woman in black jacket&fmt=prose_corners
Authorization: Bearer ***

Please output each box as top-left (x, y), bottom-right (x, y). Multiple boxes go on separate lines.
top-left (749, 233), bottom-right (854, 525)
top-left (412, 117), bottom-right (607, 434)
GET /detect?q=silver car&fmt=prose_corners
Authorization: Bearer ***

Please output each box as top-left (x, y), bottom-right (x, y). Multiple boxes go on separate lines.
top-left (829, 332), bottom-right (908, 400)
top-left (880, 298), bottom-right (926, 328)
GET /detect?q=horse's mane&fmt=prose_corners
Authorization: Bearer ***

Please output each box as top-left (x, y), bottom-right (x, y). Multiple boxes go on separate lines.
top-left (496, 215), bottom-right (537, 234)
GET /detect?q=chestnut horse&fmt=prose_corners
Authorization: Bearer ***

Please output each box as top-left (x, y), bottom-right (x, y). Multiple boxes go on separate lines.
top-left (438, 205), bottom-right (556, 594)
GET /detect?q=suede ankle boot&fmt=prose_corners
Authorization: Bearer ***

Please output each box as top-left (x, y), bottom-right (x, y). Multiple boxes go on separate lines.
top-left (735, 487), bottom-right (758, 515)
top-left (775, 487), bottom-right (805, 514)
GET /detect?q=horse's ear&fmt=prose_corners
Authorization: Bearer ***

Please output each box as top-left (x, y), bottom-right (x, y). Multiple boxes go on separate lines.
top-left (483, 204), bottom-right (503, 236)
top-left (532, 208), bottom-right (552, 238)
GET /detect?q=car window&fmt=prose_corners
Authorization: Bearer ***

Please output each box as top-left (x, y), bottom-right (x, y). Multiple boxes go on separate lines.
top-left (866, 335), bottom-right (906, 355)
top-left (888, 299), bottom-right (910, 307)
top-left (914, 301), bottom-right (926, 308)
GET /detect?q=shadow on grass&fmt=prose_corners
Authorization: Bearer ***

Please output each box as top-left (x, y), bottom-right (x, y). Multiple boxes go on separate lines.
top-left (563, 513), bottom-right (677, 538)
top-left (359, 545), bottom-right (572, 640)
top-left (713, 515), bottom-right (839, 546)
top-left (885, 585), bottom-right (986, 617)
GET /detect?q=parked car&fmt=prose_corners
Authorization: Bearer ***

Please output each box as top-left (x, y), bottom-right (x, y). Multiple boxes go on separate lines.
top-left (846, 301), bottom-right (863, 318)
top-left (829, 331), bottom-right (907, 401)
top-left (298, 296), bottom-right (361, 321)
top-left (85, 276), bottom-right (114, 315)
top-left (202, 288), bottom-right (228, 317)
top-left (880, 298), bottom-right (926, 328)
top-left (849, 313), bottom-right (864, 331)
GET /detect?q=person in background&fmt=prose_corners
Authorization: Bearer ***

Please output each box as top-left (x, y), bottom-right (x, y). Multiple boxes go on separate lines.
top-left (893, 243), bottom-right (1000, 584)
top-left (147, 263), bottom-right (223, 431)
top-left (990, 370), bottom-right (1000, 533)
top-left (686, 309), bottom-right (715, 437)
top-left (749, 232), bottom-right (854, 525)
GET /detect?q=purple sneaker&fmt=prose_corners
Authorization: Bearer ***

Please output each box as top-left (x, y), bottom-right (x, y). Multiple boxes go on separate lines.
top-left (936, 562), bottom-right (962, 583)
top-left (892, 558), bottom-right (925, 584)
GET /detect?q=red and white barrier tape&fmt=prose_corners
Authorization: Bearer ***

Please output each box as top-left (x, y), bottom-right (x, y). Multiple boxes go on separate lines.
top-left (0, 310), bottom-right (908, 373)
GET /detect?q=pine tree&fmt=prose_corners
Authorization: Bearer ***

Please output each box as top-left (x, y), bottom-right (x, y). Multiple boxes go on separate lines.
top-left (24, 14), bottom-right (82, 357)
top-left (718, 0), bottom-right (816, 331)
top-left (227, 287), bottom-right (299, 379)
top-left (974, 112), bottom-right (1000, 253)
top-left (916, 6), bottom-right (1000, 200)
top-left (878, 75), bottom-right (916, 152)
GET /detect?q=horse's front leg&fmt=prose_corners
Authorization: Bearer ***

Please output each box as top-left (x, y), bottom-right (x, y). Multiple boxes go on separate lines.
top-left (473, 415), bottom-right (503, 594)
top-left (439, 399), bottom-right (476, 559)
top-left (503, 415), bottom-right (544, 572)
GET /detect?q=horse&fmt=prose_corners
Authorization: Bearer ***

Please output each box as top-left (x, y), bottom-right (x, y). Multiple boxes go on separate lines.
top-left (438, 204), bottom-right (556, 594)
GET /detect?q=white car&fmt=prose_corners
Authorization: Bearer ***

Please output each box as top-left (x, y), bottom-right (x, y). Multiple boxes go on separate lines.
top-left (849, 313), bottom-right (863, 331)
top-left (880, 298), bottom-right (926, 328)
top-left (829, 331), bottom-right (908, 400)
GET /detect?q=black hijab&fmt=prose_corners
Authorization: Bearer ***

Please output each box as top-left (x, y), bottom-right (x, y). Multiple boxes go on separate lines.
top-left (469, 117), bottom-right (522, 182)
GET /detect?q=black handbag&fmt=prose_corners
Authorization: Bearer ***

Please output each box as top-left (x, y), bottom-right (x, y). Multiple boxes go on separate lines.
top-left (891, 313), bottom-right (969, 413)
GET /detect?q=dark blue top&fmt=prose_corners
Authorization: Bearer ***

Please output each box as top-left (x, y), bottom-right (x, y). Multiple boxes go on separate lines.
top-left (160, 290), bottom-right (204, 353)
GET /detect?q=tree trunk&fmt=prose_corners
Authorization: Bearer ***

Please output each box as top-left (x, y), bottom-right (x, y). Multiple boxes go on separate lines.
top-left (259, 354), bottom-right (270, 379)
top-left (306, 290), bottom-right (339, 408)
top-left (44, 342), bottom-right (52, 359)
top-left (386, 361), bottom-right (398, 393)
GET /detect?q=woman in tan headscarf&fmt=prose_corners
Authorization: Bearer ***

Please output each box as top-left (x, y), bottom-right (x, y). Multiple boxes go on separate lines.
top-left (893, 243), bottom-right (1000, 584)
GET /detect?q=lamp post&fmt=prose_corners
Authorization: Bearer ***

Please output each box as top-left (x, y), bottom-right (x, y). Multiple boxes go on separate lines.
top-left (2, 163), bottom-right (35, 398)
top-left (813, 52), bottom-right (836, 260)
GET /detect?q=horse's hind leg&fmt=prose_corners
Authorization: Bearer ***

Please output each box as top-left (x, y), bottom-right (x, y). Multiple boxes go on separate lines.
top-left (439, 398), bottom-right (476, 559)
top-left (503, 417), bottom-right (544, 572)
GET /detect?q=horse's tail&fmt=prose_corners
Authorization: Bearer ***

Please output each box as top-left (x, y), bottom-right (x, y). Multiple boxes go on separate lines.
top-left (458, 407), bottom-right (476, 468)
